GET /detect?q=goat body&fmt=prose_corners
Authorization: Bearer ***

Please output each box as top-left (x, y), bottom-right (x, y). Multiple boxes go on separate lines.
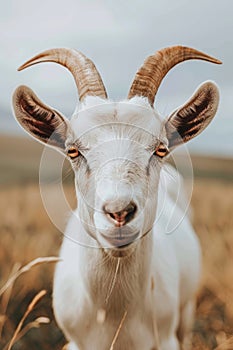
top-left (13, 46), bottom-right (221, 349)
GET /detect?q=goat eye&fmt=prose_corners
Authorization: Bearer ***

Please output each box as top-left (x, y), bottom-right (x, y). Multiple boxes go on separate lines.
top-left (67, 146), bottom-right (79, 159)
top-left (154, 143), bottom-right (169, 158)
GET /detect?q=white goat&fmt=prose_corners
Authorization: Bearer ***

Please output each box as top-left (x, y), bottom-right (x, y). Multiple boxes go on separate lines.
top-left (13, 46), bottom-right (221, 350)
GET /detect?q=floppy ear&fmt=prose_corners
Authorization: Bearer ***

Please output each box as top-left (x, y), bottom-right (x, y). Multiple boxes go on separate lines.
top-left (164, 81), bottom-right (219, 150)
top-left (13, 85), bottom-right (70, 151)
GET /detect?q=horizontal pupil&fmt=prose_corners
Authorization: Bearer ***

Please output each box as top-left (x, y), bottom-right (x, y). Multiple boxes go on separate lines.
top-left (67, 147), bottom-right (79, 159)
top-left (155, 143), bottom-right (168, 158)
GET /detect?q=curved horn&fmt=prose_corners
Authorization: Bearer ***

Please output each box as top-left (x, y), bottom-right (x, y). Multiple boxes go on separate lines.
top-left (128, 46), bottom-right (222, 106)
top-left (18, 48), bottom-right (107, 101)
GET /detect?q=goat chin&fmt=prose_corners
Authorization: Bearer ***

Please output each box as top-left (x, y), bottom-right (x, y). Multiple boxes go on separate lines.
top-left (103, 241), bottom-right (138, 258)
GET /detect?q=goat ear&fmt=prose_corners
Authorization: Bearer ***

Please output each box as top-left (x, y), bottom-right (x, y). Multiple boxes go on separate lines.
top-left (164, 81), bottom-right (219, 150)
top-left (13, 85), bottom-right (69, 150)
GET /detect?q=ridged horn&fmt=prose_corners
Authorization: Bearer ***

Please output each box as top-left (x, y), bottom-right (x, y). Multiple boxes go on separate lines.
top-left (128, 46), bottom-right (222, 106)
top-left (18, 48), bottom-right (107, 101)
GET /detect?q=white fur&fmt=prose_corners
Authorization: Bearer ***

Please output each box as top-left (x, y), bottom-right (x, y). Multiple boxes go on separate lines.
top-left (52, 97), bottom-right (201, 350)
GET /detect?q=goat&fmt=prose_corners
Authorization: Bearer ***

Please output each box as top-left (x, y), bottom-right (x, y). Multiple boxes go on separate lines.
top-left (13, 46), bottom-right (221, 350)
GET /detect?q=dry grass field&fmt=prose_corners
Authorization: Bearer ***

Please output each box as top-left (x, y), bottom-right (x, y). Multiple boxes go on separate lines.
top-left (0, 135), bottom-right (233, 349)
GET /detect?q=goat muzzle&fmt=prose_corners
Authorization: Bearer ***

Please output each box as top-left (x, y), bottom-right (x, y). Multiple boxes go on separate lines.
top-left (103, 201), bottom-right (137, 227)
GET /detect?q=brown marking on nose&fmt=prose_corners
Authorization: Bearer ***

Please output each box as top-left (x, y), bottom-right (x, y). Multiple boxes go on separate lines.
top-left (104, 202), bottom-right (137, 227)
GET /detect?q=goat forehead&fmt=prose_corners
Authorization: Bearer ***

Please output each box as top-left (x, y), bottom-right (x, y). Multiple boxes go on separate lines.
top-left (88, 139), bottom-right (150, 164)
top-left (70, 98), bottom-right (162, 144)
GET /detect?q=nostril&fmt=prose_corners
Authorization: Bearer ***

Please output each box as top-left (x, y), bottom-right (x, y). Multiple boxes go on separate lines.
top-left (103, 201), bottom-right (137, 226)
top-left (109, 212), bottom-right (118, 221)
top-left (124, 202), bottom-right (137, 223)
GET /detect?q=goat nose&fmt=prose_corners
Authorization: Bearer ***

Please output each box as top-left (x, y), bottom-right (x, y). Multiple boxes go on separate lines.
top-left (103, 201), bottom-right (137, 227)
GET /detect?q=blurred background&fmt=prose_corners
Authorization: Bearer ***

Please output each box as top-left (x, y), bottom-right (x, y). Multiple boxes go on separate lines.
top-left (0, 0), bottom-right (233, 349)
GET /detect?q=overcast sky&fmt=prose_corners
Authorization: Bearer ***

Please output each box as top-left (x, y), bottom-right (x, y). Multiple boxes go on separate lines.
top-left (1, 0), bottom-right (233, 156)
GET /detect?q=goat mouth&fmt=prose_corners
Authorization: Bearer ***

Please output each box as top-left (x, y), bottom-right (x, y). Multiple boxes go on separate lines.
top-left (101, 231), bottom-right (140, 248)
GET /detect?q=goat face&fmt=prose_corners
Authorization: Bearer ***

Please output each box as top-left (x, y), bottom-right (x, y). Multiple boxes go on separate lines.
top-left (69, 99), bottom-right (165, 251)
top-left (13, 46), bottom-right (221, 255)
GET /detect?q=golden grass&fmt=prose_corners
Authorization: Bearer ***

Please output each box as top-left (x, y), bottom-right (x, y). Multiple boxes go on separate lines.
top-left (0, 184), bottom-right (67, 349)
top-left (0, 257), bottom-right (61, 297)
top-left (6, 290), bottom-right (47, 350)
top-left (0, 256), bottom-right (62, 349)
top-left (0, 177), bottom-right (232, 349)
top-left (191, 179), bottom-right (233, 349)
top-left (109, 310), bottom-right (128, 350)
